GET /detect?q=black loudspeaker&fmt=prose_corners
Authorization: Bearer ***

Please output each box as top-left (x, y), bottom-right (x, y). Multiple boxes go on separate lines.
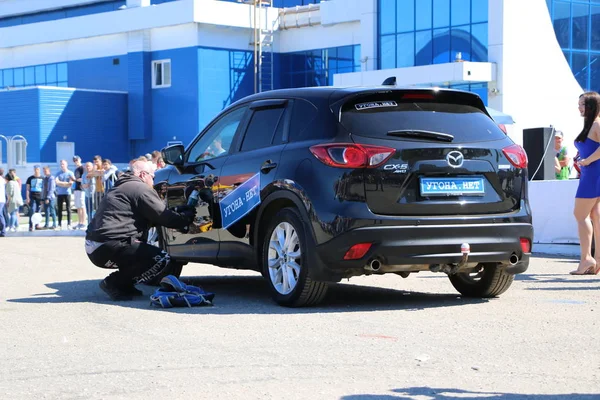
top-left (523, 127), bottom-right (556, 181)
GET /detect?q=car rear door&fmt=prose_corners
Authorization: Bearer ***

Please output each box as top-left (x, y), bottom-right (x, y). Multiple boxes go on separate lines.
top-left (336, 90), bottom-right (528, 216)
top-left (217, 99), bottom-right (291, 268)
top-left (164, 105), bottom-right (250, 263)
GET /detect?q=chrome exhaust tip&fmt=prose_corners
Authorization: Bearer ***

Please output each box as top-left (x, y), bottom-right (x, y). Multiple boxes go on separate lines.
top-left (365, 258), bottom-right (382, 272)
top-left (509, 253), bottom-right (519, 265)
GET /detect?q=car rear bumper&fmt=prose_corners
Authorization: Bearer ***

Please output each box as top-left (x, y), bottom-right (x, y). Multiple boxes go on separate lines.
top-left (312, 222), bottom-right (532, 280)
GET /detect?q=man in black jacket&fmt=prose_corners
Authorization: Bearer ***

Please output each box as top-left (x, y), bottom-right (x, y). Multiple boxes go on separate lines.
top-left (85, 161), bottom-right (195, 300)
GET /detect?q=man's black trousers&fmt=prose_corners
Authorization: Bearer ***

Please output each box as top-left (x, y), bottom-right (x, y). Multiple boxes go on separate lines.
top-left (87, 238), bottom-right (171, 288)
top-left (56, 194), bottom-right (71, 227)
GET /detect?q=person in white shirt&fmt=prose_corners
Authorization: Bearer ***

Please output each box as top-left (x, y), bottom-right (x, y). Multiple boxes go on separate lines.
top-left (0, 168), bottom-right (6, 237)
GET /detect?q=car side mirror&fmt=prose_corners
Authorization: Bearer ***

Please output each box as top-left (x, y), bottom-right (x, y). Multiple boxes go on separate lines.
top-left (162, 144), bottom-right (185, 166)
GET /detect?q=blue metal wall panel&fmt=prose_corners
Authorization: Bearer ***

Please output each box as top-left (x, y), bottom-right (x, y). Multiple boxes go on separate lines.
top-left (0, 89), bottom-right (40, 163)
top-left (197, 47), bottom-right (253, 132)
top-left (39, 88), bottom-right (128, 162)
top-left (68, 56), bottom-right (128, 91)
top-left (137, 47), bottom-right (199, 155)
top-left (127, 52), bottom-right (152, 142)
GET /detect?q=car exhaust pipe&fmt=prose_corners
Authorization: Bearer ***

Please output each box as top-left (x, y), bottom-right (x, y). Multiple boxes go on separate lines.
top-left (509, 253), bottom-right (519, 265)
top-left (365, 259), bottom-right (382, 272)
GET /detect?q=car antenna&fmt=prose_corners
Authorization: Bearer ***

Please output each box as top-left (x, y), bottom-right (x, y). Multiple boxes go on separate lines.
top-left (381, 76), bottom-right (397, 86)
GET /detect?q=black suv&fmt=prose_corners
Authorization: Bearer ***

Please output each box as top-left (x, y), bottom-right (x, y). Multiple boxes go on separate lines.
top-left (153, 86), bottom-right (533, 307)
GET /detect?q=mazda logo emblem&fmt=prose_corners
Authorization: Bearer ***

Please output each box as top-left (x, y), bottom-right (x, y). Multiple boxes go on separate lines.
top-left (446, 151), bottom-right (464, 168)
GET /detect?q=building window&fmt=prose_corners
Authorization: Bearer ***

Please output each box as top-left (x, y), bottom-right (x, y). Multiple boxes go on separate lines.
top-left (378, 0), bottom-right (488, 69)
top-left (280, 45), bottom-right (361, 88)
top-left (0, 62), bottom-right (67, 89)
top-left (548, 0), bottom-right (600, 92)
top-left (152, 60), bottom-right (172, 88)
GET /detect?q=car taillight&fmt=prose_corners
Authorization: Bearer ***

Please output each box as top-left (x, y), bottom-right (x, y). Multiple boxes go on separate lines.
top-left (309, 144), bottom-right (395, 169)
top-left (502, 144), bottom-right (528, 169)
top-left (520, 238), bottom-right (531, 253)
top-left (343, 243), bottom-right (372, 260)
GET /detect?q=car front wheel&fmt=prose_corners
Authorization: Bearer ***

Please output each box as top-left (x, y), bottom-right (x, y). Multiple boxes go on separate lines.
top-left (261, 208), bottom-right (328, 307)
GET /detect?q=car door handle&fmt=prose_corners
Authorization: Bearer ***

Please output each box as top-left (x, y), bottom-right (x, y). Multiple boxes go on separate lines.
top-left (260, 161), bottom-right (277, 173)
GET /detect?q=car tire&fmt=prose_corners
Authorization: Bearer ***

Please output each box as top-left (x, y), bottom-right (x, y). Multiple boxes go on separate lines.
top-left (261, 207), bottom-right (328, 307)
top-left (448, 263), bottom-right (514, 298)
top-left (144, 226), bottom-right (184, 286)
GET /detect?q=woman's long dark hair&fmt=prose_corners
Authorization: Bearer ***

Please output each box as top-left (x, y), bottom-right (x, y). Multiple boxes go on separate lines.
top-left (575, 91), bottom-right (600, 142)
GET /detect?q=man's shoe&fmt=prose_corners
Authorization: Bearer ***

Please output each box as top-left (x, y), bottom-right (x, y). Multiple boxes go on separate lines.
top-left (99, 279), bottom-right (133, 301)
top-left (122, 285), bottom-right (144, 297)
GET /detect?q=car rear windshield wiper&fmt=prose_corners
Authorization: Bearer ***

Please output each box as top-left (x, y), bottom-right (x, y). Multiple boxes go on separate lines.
top-left (387, 129), bottom-right (454, 142)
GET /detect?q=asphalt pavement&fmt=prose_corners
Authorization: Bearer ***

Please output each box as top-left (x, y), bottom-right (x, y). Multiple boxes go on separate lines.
top-left (0, 237), bottom-right (599, 400)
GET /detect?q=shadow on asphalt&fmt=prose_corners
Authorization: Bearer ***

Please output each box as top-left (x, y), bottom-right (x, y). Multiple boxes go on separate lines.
top-left (515, 273), bottom-right (600, 291)
top-left (7, 275), bottom-right (489, 314)
top-left (341, 387), bottom-right (600, 399)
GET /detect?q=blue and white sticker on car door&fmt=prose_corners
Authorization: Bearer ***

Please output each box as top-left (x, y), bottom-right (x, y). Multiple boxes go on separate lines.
top-left (219, 173), bottom-right (261, 229)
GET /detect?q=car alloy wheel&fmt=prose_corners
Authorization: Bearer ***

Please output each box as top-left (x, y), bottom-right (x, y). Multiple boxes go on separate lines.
top-left (267, 221), bottom-right (302, 295)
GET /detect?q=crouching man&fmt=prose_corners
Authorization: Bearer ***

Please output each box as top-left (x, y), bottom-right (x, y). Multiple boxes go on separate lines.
top-left (85, 160), bottom-right (195, 301)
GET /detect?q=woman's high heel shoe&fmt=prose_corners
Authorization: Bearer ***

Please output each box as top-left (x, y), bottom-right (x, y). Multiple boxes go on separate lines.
top-left (588, 263), bottom-right (600, 275)
top-left (570, 261), bottom-right (597, 275)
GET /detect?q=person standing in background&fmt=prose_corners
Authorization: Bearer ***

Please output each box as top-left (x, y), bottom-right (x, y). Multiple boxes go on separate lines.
top-left (72, 156), bottom-right (87, 230)
top-left (554, 130), bottom-right (570, 180)
top-left (55, 159), bottom-right (75, 230)
top-left (25, 165), bottom-right (44, 231)
top-left (90, 155), bottom-right (105, 213)
top-left (0, 169), bottom-right (6, 237)
top-left (42, 165), bottom-right (57, 229)
top-left (571, 92), bottom-right (600, 275)
top-left (5, 173), bottom-right (23, 232)
top-left (82, 162), bottom-right (96, 224)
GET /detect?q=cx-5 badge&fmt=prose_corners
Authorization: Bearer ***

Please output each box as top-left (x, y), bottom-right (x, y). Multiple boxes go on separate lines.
top-left (446, 151), bottom-right (464, 168)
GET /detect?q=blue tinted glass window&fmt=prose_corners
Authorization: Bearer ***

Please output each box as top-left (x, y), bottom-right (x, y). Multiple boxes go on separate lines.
top-left (572, 3), bottom-right (589, 50)
top-left (471, 23), bottom-right (488, 61)
top-left (433, 28), bottom-right (451, 63)
top-left (416, 0), bottom-right (432, 30)
top-left (13, 68), bottom-right (24, 86)
top-left (573, 52), bottom-right (589, 90)
top-left (472, 0), bottom-right (487, 24)
top-left (563, 50), bottom-right (571, 65)
top-left (591, 6), bottom-right (600, 50)
top-left (337, 46), bottom-right (353, 60)
top-left (46, 64), bottom-right (57, 83)
top-left (451, 0), bottom-right (470, 26)
top-left (57, 63), bottom-right (68, 82)
top-left (0, 72), bottom-right (3, 87)
top-left (451, 25), bottom-right (471, 61)
top-left (553, 1), bottom-right (571, 48)
top-left (397, 0), bottom-right (415, 32)
top-left (396, 32), bottom-right (415, 67)
top-left (591, 55), bottom-right (600, 92)
top-left (378, 0), bottom-right (487, 70)
top-left (3, 69), bottom-right (13, 87)
top-left (58, 82), bottom-right (68, 88)
top-left (353, 45), bottom-right (361, 69)
top-left (380, 0), bottom-right (396, 34)
top-left (24, 67), bottom-right (35, 85)
top-left (35, 65), bottom-right (45, 84)
top-left (415, 30), bottom-right (433, 65)
top-left (381, 35), bottom-right (396, 69)
top-left (433, 0), bottom-right (450, 28)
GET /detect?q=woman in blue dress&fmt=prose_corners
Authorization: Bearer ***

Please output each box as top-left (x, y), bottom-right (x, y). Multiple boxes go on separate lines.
top-left (572, 91), bottom-right (600, 275)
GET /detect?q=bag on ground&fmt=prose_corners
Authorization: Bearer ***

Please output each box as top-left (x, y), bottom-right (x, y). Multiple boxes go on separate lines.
top-left (150, 275), bottom-right (215, 308)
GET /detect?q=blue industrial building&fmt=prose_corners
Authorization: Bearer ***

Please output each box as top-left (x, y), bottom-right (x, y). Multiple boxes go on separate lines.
top-left (0, 0), bottom-right (598, 168)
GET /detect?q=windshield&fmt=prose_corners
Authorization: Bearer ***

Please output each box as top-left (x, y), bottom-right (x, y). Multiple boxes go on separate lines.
top-left (340, 98), bottom-right (506, 144)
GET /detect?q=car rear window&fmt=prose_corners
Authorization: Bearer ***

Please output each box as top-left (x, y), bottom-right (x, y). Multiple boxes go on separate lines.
top-left (340, 95), bottom-right (506, 143)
